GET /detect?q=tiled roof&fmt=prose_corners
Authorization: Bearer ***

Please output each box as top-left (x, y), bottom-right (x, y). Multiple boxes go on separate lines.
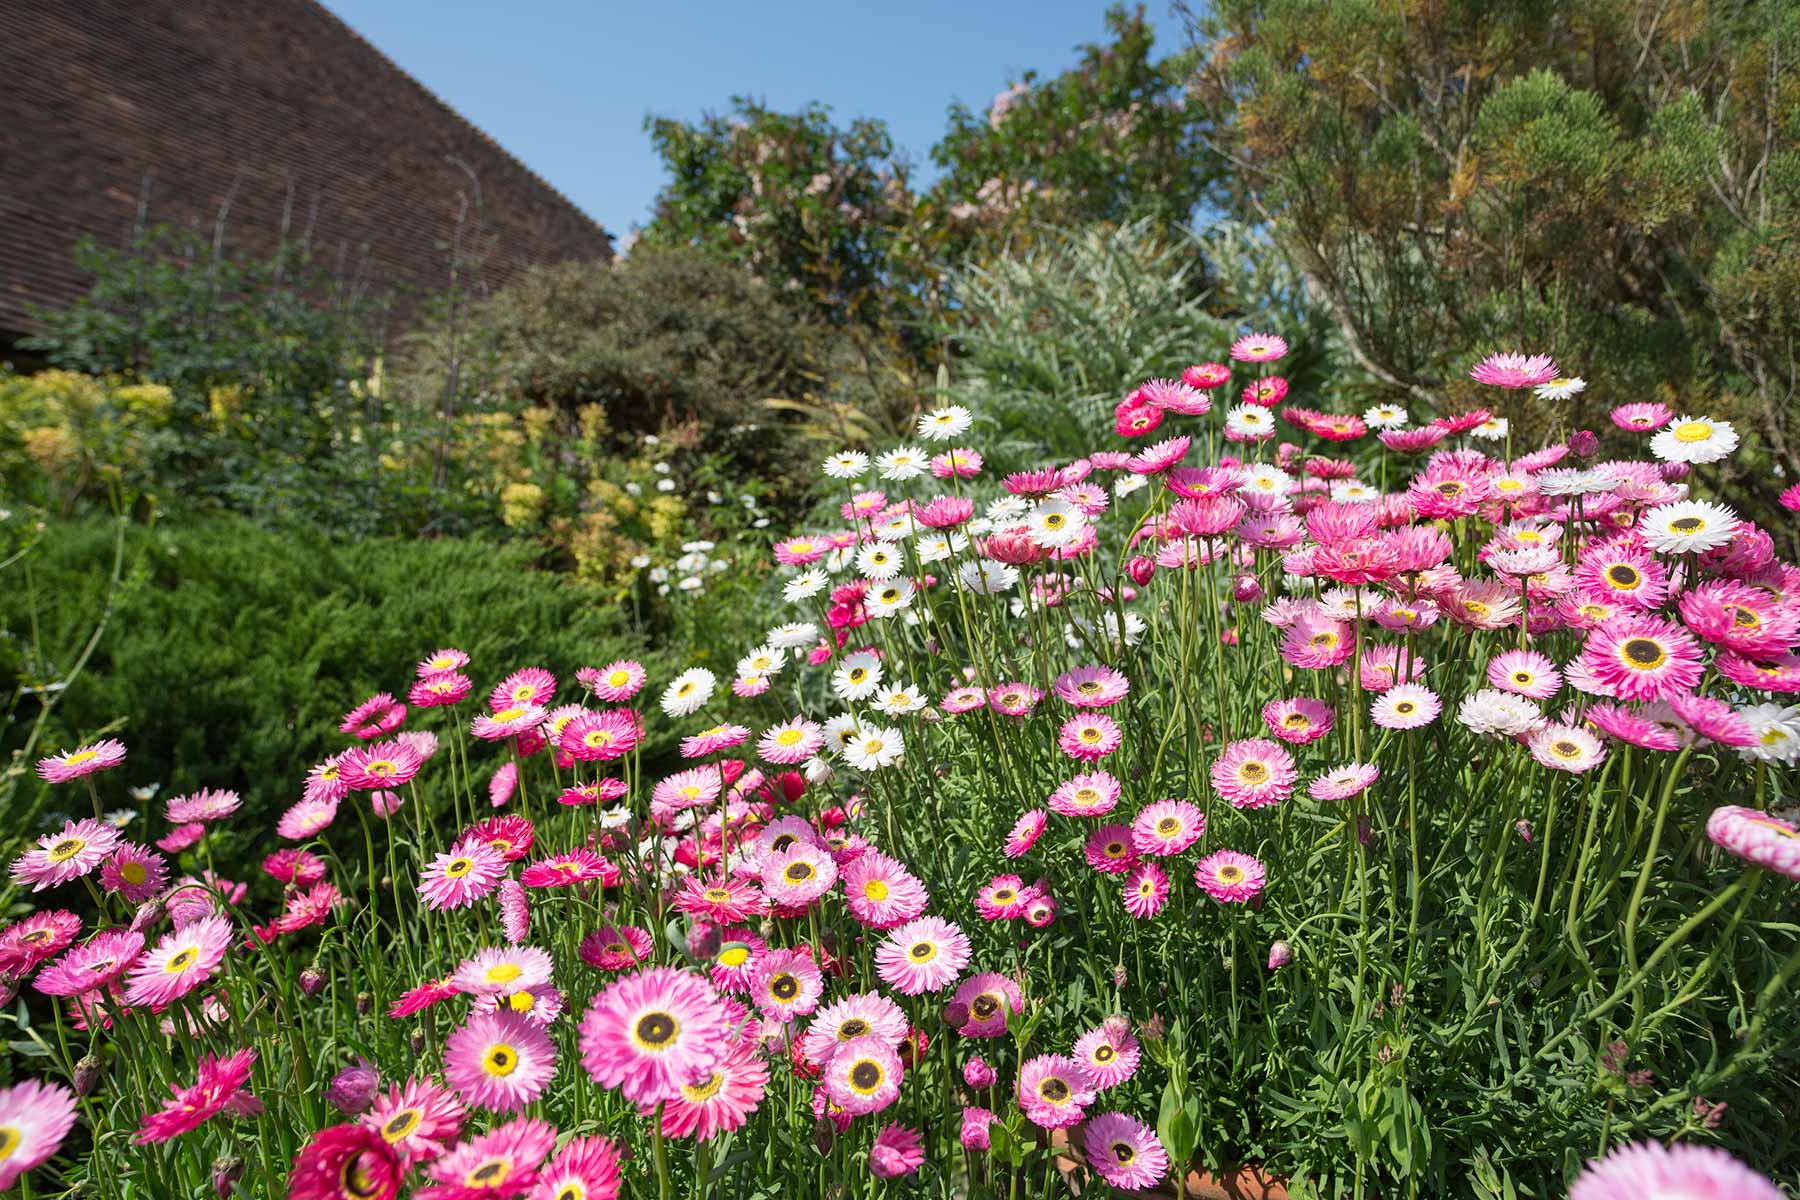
top-left (0, 0), bottom-right (613, 339)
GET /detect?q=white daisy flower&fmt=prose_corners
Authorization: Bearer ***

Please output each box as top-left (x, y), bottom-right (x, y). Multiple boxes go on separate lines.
top-left (1363, 404), bottom-right (1408, 429)
top-left (917, 532), bottom-right (969, 564)
top-left (856, 542), bottom-right (904, 580)
top-left (831, 652), bottom-right (884, 701)
top-left (917, 405), bottom-right (973, 442)
top-left (1468, 417), bottom-right (1509, 441)
top-left (876, 446), bottom-right (928, 481)
top-left (1639, 499), bottom-right (1739, 554)
top-left (822, 713), bottom-right (863, 755)
top-left (863, 578), bottom-right (917, 618)
top-left (1225, 405), bottom-right (1275, 438)
top-left (843, 725), bottom-right (905, 771)
top-left (766, 622), bottom-right (819, 650)
top-left (1456, 688), bottom-right (1541, 737)
top-left (1241, 464), bottom-right (1293, 500)
top-left (598, 807), bottom-right (632, 830)
top-left (1532, 376), bottom-right (1587, 400)
top-left (822, 450), bottom-right (871, 480)
top-left (1649, 416), bottom-right (1738, 465)
top-left (735, 646), bottom-right (784, 679)
top-left (1739, 704), bottom-right (1800, 765)
top-left (656, 478), bottom-right (676, 492)
top-left (678, 576), bottom-right (703, 591)
top-left (1025, 498), bottom-right (1085, 549)
top-left (823, 546), bottom-right (857, 574)
top-left (1113, 474), bottom-right (1147, 498)
top-left (783, 574), bottom-right (824, 607)
top-left (1329, 480), bottom-right (1378, 503)
top-left (661, 668), bottom-right (717, 717)
top-left (875, 685), bottom-right (928, 716)
top-left (985, 496), bottom-right (1029, 523)
top-left (872, 511), bottom-right (916, 542)
top-left (956, 558), bottom-right (1019, 595)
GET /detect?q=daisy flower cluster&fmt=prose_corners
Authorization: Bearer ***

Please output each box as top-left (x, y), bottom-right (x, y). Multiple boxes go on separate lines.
top-left (2, 335), bottom-right (1795, 1199)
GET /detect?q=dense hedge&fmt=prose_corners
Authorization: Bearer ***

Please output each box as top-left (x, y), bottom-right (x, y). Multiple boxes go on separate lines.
top-left (0, 516), bottom-right (663, 856)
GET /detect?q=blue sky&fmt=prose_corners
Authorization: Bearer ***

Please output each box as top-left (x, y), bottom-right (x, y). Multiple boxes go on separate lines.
top-left (322, 1), bottom-right (1186, 242)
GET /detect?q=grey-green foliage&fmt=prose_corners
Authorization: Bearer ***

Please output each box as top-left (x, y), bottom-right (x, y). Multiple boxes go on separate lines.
top-left (940, 218), bottom-right (1343, 471)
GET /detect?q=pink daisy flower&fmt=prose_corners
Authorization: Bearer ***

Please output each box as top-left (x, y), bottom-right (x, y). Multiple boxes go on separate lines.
top-left (1262, 697), bottom-right (1334, 744)
top-left (277, 795), bottom-right (339, 841)
top-left (340, 692), bottom-right (406, 740)
top-left (1052, 664), bottom-right (1130, 708)
top-left (533, 1135), bottom-right (623, 1198)
top-left (578, 966), bottom-right (730, 1105)
top-left (290, 1125), bottom-right (403, 1200)
top-left (1131, 799), bottom-right (1205, 856)
top-left (842, 851), bottom-right (929, 929)
top-left (772, 535), bottom-right (829, 565)
top-left (387, 975), bottom-right (460, 1019)
top-left (682, 723), bottom-right (751, 758)
top-left (800, 992), bottom-right (908, 1066)
top-left (418, 840), bottom-right (506, 911)
top-left (1058, 713), bottom-right (1123, 762)
top-left (520, 850), bottom-right (615, 890)
top-left (489, 667), bottom-right (557, 711)
top-left (673, 875), bottom-right (766, 924)
top-left (1529, 725), bottom-right (1608, 773)
top-left (652, 766), bottom-right (723, 816)
top-left (1582, 615), bottom-right (1704, 702)
top-left (1075, 1017), bottom-right (1141, 1089)
top-left (940, 685), bottom-right (987, 714)
top-left (339, 740), bottom-right (425, 790)
top-left (1668, 694), bottom-right (1759, 748)
top-left (419, 1116), bottom-right (557, 1197)
top-left (1610, 402), bottom-right (1673, 431)
top-left (361, 1076), bottom-right (466, 1163)
top-left (471, 704), bottom-right (547, 742)
top-left (1570, 1140), bottom-right (1779, 1200)
top-left (703, 929), bottom-right (766, 994)
top-left (1194, 849), bottom-right (1266, 904)
top-left (579, 926), bottom-right (654, 973)
top-left (1004, 809), bottom-right (1048, 857)
top-left (134, 1047), bottom-right (260, 1143)
top-left (453, 946), bottom-right (554, 998)
top-left (1122, 861), bottom-right (1169, 919)
top-left (1577, 543), bottom-right (1668, 611)
top-left (304, 750), bottom-right (354, 806)
top-left (1126, 435), bottom-right (1191, 475)
top-left (759, 717), bottom-right (824, 765)
top-left (556, 709), bottom-right (637, 763)
top-left (156, 823), bottom-right (207, 853)
top-left (1085, 1111), bottom-right (1170, 1191)
top-left (417, 648), bottom-right (470, 676)
top-left (0, 1079), bottom-right (78, 1191)
top-left (988, 682), bottom-right (1045, 718)
top-left (1309, 763), bottom-right (1380, 801)
top-left (410, 671), bottom-right (472, 708)
top-left (1047, 771), bottom-right (1121, 818)
top-left (1183, 362), bottom-right (1231, 388)
top-left (444, 1007), bottom-right (556, 1112)
top-left (651, 1036), bottom-right (769, 1141)
top-left (0, 910), bottom-right (80, 975)
top-left (974, 874), bottom-right (1031, 920)
top-left (1281, 612), bottom-right (1355, 669)
top-left (762, 842), bottom-right (838, 907)
top-left (581, 659), bottom-right (647, 702)
top-left (869, 1123), bottom-right (925, 1180)
top-left (1084, 825), bottom-right (1140, 874)
top-left (464, 814), bottom-right (534, 861)
top-left (953, 973), bottom-right (1024, 1038)
top-left (1706, 806), bottom-right (1800, 880)
top-left (874, 916), bottom-right (971, 996)
top-left (124, 914), bottom-right (232, 1007)
top-left (1230, 332), bottom-right (1289, 363)
top-left (101, 843), bottom-right (169, 903)
top-left (1487, 649), bottom-right (1563, 699)
top-left (749, 947), bottom-right (824, 1020)
top-left (164, 788), bottom-right (241, 824)
top-left (1017, 1054), bottom-right (1097, 1129)
top-left (824, 1036), bottom-right (903, 1115)
top-left (32, 928), bottom-right (142, 996)
top-left (1210, 738), bottom-right (1297, 809)
top-left (10, 818), bottom-right (122, 891)
top-left (1371, 684), bottom-right (1440, 730)
top-left (1469, 351), bottom-right (1558, 389)
top-left (36, 738), bottom-right (126, 784)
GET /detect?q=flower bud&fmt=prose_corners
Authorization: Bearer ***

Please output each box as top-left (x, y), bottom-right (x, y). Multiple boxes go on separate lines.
top-left (326, 1058), bottom-right (379, 1115)
top-left (130, 900), bottom-right (164, 933)
top-left (962, 1055), bottom-right (997, 1089)
top-left (74, 1053), bottom-right (105, 1097)
top-left (1567, 429), bottom-right (1599, 458)
top-left (411, 1030), bottom-right (428, 1056)
top-left (211, 1155), bottom-right (244, 1199)
top-left (1266, 940), bottom-right (1294, 971)
top-left (298, 966), bottom-right (326, 997)
top-left (355, 991), bottom-right (373, 1016)
top-left (941, 1001), bottom-right (970, 1029)
top-left (1126, 556), bottom-right (1156, 586)
top-left (1232, 573), bottom-right (1263, 603)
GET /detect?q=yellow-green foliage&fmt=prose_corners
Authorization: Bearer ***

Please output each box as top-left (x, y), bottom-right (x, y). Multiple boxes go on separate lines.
top-left (0, 369), bottom-right (174, 508)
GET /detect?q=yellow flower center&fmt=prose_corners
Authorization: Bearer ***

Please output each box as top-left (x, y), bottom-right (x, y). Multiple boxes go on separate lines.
top-left (717, 945), bottom-right (750, 968)
top-left (48, 837), bottom-right (86, 863)
top-left (483, 1045), bottom-right (519, 1076)
top-left (63, 750), bottom-right (98, 767)
top-left (380, 1108), bottom-right (421, 1142)
top-left (863, 880), bottom-right (889, 901)
top-left (1673, 421), bottom-right (1712, 443)
top-left (121, 861), bottom-right (148, 885)
top-left (485, 963), bottom-right (523, 985)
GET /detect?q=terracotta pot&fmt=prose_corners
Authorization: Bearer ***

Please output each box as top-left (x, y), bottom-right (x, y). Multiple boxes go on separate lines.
top-left (1051, 1131), bottom-right (1290, 1199)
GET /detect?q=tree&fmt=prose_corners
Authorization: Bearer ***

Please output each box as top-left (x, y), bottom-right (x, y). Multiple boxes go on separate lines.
top-left (1186, 0), bottom-right (1799, 539)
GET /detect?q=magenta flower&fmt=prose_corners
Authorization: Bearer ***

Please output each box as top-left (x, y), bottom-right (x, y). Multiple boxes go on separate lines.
top-left (1194, 849), bottom-right (1267, 904)
top-left (36, 738), bottom-right (126, 784)
top-left (1469, 352), bottom-right (1558, 389)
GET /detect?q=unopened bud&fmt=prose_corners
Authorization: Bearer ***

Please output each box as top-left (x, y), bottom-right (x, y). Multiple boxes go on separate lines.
top-left (1126, 556), bottom-right (1156, 586)
top-left (298, 966), bottom-right (326, 997)
top-left (1567, 429), bottom-right (1599, 458)
top-left (410, 1030), bottom-right (427, 1056)
top-left (355, 992), bottom-right (372, 1016)
top-left (812, 1118), bottom-right (835, 1156)
top-left (1266, 940), bottom-right (1293, 971)
top-left (1232, 573), bottom-right (1263, 603)
top-left (1112, 963), bottom-right (1128, 989)
top-left (74, 1053), bottom-right (105, 1096)
top-left (941, 1001), bottom-right (970, 1029)
top-left (131, 900), bottom-right (164, 933)
top-left (963, 1056), bottom-right (997, 1089)
top-left (211, 1155), bottom-right (244, 1199)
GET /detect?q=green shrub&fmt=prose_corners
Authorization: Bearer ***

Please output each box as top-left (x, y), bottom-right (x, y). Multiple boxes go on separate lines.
top-left (0, 515), bottom-right (668, 863)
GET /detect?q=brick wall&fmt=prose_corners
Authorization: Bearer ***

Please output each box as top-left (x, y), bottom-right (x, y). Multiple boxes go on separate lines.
top-left (0, 0), bottom-right (612, 340)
